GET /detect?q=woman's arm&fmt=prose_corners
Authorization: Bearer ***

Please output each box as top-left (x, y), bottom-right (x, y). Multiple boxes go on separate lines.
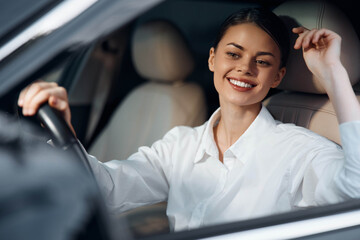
top-left (18, 81), bottom-right (171, 212)
top-left (293, 27), bottom-right (360, 123)
top-left (292, 27), bottom-right (360, 204)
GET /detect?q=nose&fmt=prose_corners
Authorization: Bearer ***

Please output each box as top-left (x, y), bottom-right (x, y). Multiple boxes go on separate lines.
top-left (236, 58), bottom-right (253, 75)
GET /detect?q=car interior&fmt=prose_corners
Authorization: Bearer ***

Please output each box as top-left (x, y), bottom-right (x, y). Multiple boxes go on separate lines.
top-left (3, 0), bottom-right (360, 239)
top-left (62, 0), bottom-right (360, 237)
top-left (88, 20), bottom-right (207, 162)
top-left (63, 0), bottom-right (360, 147)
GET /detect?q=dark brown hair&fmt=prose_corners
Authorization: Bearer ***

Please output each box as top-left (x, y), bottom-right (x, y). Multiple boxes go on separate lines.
top-left (213, 8), bottom-right (290, 68)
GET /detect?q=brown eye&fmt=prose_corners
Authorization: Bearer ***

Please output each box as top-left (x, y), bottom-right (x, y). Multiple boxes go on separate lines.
top-left (255, 60), bottom-right (270, 66)
top-left (226, 52), bottom-right (239, 59)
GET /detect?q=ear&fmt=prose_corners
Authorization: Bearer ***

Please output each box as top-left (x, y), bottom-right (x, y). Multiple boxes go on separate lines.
top-left (271, 67), bottom-right (286, 88)
top-left (208, 47), bottom-right (215, 72)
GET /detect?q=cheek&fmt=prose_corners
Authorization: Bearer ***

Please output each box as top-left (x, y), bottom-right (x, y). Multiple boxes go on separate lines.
top-left (213, 61), bottom-right (230, 92)
top-left (258, 68), bottom-right (279, 86)
top-left (214, 58), bottom-right (233, 76)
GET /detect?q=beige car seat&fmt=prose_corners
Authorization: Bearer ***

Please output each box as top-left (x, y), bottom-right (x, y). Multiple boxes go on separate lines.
top-left (89, 20), bottom-right (207, 162)
top-left (264, 0), bottom-right (360, 145)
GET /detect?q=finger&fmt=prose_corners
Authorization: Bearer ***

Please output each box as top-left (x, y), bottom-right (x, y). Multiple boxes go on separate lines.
top-left (48, 94), bottom-right (69, 112)
top-left (48, 95), bottom-right (73, 133)
top-left (18, 86), bottom-right (30, 107)
top-left (18, 80), bottom-right (45, 107)
top-left (311, 28), bottom-right (339, 46)
top-left (27, 87), bottom-right (67, 115)
top-left (301, 28), bottom-right (318, 49)
top-left (293, 29), bottom-right (309, 49)
top-left (23, 84), bottom-right (65, 116)
top-left (49, 95), bottom-right (71, 123)
top-left (293, 27), bottom-right (313, 49)
top-left (292, 27), bottom-right (306, 34)
top-left (311, 29), bottom-right (325, 44)
top-left (310, 29), bottom-right (331, 50)
top-left (22, 82), bottom-right (58, 113)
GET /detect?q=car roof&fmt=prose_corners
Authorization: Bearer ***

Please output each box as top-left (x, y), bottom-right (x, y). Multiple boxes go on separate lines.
top-left (0, 0), bottom-right (61, 41)
top-left (0, 0), bottom-right (163, 97)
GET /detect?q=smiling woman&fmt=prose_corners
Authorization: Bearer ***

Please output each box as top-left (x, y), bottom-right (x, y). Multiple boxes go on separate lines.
top-left (208, 8), bottom-right (288, 161)
top-left (208, 23), bottom-right (285, 111)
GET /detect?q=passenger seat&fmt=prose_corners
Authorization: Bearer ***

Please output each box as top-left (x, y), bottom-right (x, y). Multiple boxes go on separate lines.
top-left (89, 20), bottom-right (207, 162)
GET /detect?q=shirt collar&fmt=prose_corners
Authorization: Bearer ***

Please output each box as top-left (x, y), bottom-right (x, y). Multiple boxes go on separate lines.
top-left (194, 108), bottom-right (221, 163)
top-left (194, 105), bottom-right (277, 164)
top-left (228, 105), bottom-right (277, 164)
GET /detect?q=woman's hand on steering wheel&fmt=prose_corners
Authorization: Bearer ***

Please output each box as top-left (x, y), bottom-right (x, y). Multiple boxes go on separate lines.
top-left (18, 81), bottom-right (75, 135)
top-left (18, 81), bottom-right (93, 173)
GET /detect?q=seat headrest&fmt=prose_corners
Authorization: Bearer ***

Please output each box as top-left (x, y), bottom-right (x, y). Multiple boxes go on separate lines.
top-left (274, 0), bottom-right (360, 94)
top-left (131, 20), bottom-right (194, 83)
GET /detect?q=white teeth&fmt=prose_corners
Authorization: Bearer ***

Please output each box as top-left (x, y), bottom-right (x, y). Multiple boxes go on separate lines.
top-left (229, 79), bottom-right (254, 88)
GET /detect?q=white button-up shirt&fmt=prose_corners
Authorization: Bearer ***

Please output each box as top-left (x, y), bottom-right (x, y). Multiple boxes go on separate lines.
top-left (88, 106), bottom-right (360, 231)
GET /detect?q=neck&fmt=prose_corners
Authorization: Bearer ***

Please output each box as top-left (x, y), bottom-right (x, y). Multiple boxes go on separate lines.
top-left (214, 102), bottom-right (261, 161)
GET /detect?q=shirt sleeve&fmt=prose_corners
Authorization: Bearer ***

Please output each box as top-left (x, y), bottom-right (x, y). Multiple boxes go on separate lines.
top-left (86, 128), bottom-right (180, 214)
top-left (293, 121), bottom-right (360, 207)
top-left (335, 121), bottom-right (360, 197)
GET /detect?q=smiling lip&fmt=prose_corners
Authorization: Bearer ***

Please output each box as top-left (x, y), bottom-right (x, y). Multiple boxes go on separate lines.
top-left (226, 77), bottom-right (257, 92)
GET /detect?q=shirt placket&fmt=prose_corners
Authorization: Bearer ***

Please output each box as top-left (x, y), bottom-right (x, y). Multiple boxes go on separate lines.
top-left (188, 159), bottom-right (229, 228)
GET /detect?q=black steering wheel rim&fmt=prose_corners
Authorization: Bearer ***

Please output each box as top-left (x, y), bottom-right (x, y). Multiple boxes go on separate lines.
top-left (36, 104), bottom-right (94, 175)
top-left (34, 104), bottom-right (123, 239)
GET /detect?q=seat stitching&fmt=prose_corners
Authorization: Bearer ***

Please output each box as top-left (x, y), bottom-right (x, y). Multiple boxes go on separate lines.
top-left (268, 103), bottom-right (336, 116)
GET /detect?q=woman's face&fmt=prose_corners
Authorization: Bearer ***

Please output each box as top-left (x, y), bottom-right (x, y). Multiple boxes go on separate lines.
top-left (208, 23), bottom-right (286, 108)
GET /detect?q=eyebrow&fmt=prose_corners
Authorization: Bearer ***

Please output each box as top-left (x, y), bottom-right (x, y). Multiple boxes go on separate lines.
top-left (226, 43), bottom-right (275, 58)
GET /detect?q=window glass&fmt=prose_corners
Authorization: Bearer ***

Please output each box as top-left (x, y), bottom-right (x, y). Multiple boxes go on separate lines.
top-left (42, 62), bottom-right (66, 83)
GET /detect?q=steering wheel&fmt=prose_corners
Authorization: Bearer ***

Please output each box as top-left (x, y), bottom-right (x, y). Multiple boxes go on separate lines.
top-left (35, 104), bottom-right (123, 239)
top-left (36, 104), bottom-right (94, 175)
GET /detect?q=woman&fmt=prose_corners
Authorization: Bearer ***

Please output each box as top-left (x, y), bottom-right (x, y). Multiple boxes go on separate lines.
top-left (18, 8), bottom-right (360, 231)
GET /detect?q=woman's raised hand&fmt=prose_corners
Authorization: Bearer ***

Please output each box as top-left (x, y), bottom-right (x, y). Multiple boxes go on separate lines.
top-left (293, 27), bottom-right (342, 91)
top-left (293, 27), bottom-right (360, 123)
top-left (18, 81), bottom-right (74, 133)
